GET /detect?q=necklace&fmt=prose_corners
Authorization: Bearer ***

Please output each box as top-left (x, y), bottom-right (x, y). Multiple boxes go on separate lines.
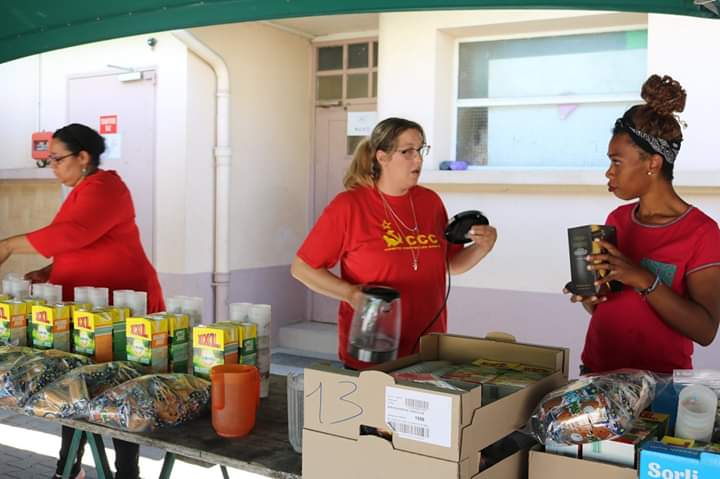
top-left (377, 187), bottom-right (420, 271)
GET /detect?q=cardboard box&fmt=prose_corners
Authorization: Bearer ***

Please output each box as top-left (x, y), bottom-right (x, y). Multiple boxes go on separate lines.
top-left (166, 313), bottom-right (189, 373)
top-left (111, 306), bottom-right (129, 361)
top-left (73, 308), bottom-right (113, 362)
top-left (303, 333), bottom-right (568, 478)
top-left (529, 446), bottom-right (636, 479)
top-left (0, 301), bottom-right (27, 346)
top-left (126, 316), bottom-right (168, 372)
top-left (31, 304), bottom-right (71, 351)
top-left (192, 324), bottom-right (238, 379)
top-left (639, 441), bottom-right (720, 479)
top-left (303, 429), bottom-right (529, 479)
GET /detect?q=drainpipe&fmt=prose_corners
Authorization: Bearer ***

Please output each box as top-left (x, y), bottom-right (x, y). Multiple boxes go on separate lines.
top-left (172, 30), bottom-right (231, 323)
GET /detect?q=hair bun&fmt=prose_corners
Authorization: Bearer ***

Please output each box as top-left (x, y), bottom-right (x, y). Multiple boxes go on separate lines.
top-left (641, 74), bottom-right (686, 117)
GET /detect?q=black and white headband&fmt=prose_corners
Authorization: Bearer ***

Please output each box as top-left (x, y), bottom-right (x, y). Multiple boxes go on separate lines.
top-left (614, 117), bottom-right (682, 165)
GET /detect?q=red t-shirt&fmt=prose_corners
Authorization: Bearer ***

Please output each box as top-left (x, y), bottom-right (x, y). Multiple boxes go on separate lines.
top-left (582, 203), bottom-right (720, 374)
top-left (297, 185), bottom-right (461, 369)
top-left (27, 170), bottom-right (165, 313)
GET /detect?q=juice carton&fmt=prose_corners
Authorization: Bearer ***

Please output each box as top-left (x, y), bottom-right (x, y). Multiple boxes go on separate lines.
top-left (73, 307), bottom-right (113, 362)
top-left (24, 298), bottom-right (45, 347)
top-left (192, 324), bottom-right (238, 379)
top-left (239, 322), bottom-right (257, 366)
top-left (126, 316), bottom-right (168, 373)
top-left (31, 303), bottom-right (71, 351)
top-left (0, 300), bottom-right (27, 346)
top-left (110, 306), bottom-right (130, 361)
top-left (167, 313), bottom-right (189, 373)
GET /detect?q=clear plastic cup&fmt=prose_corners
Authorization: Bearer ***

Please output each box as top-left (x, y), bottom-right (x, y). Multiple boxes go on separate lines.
top-left (286, 371), bottom-right (304, 453)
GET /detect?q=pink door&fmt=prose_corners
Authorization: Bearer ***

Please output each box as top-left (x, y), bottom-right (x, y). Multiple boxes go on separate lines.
top-left (67, 71), bottom-right (156, 262)
top-left (310, 105), bottom-right (375, 324)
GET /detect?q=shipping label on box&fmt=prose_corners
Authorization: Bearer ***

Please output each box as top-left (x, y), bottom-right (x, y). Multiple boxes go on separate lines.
top-left (0, 302), bottom-right (27, 346)
top-left (126, 317), bottom-right (168, 372)
top-left (385, 386), bottom-right (453, 448)
top-left (192, 324), bottom-right (238, 379)
top-left (73, 309), bottom-right (113, 362)
top-left (31, 304), bottom-right (70, 351)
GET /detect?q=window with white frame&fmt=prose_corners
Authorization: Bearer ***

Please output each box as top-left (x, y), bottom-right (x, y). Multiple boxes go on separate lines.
top-left (455, 30), bottom-right (648, 168)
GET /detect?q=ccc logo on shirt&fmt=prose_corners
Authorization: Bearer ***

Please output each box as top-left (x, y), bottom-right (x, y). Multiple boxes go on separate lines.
top-left (381, 220), bottom-right (441, 251)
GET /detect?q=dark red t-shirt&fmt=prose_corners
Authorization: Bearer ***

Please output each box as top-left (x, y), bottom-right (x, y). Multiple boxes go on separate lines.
top-left (582, 203), bottom-right (720, 373)
top-left (297, 185), bottom-right (461, 369)
top-left (27, 170), bottom-right (164, 313)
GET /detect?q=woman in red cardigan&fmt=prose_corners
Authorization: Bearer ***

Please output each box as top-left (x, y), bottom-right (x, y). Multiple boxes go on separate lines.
top-left (0, 123), bottom-right (164, 479)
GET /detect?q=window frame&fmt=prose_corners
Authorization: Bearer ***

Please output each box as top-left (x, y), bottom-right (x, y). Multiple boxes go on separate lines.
top-left (314, 37), bottom-right (379, 106)
top-left (449, 24), bottom-right (647, 173)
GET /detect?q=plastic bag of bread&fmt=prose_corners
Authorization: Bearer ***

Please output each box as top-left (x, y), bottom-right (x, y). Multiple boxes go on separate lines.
top-left (2, 349), bottom-right (91, 408)
top-left (0, 346), bottom-right (43, 407)
top-left (24, 361), bottom-right (143, 418)
top-left (529, 369), bottom-right (657, 445)
top-left (87, 374), bottom-right (211, 432)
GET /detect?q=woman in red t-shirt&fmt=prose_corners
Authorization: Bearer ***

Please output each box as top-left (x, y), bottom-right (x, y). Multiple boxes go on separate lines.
top-left (565, 75), bottom-right (720, 374)
top-left (291, 117), bottom-right (497, 369)
top-left (0, 123), bottom-right (163, 479)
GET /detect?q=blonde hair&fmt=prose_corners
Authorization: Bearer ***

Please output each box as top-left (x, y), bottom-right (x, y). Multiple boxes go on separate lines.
top-left (343, 117), bottom-right (425, 190)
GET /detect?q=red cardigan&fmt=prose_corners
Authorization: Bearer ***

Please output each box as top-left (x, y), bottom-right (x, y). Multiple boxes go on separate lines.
top-left (27, 170), bottom-right (164, 313)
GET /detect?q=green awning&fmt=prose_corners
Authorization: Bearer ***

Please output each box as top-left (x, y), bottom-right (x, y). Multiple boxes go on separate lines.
top-left (1, 1), bottom-right (718, 64)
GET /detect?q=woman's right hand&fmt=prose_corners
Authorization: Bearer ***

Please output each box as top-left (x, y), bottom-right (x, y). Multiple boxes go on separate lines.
top-left (24, 266), bottom-right (51, 284)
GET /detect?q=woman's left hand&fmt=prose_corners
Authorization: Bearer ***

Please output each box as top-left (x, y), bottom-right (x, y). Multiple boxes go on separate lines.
top-left (467, 225), bottom-right (497, 253)
top-left (589, 239), bottom-right (656, 290)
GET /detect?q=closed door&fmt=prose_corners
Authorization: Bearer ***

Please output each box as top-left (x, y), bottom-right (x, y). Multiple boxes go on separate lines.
top-left (310, 104), bottom-right (374, 324)
top-left (67, 71), bottom-right (156, 261)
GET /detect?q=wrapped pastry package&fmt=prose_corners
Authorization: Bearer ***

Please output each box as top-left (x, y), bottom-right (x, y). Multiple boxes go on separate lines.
top-left (529, 369), bottom-right (658, 445)
top-left (87, 373), bottom-right (211, 432)
top-left (24, 361), bottom-right (143, 418)
top-left (1, 349), bottom-right (91, 407)
top-left (0, 346), bottom-right (42, 407)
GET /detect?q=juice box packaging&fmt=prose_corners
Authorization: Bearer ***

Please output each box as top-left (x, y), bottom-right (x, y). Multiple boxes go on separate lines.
top-left (0, 300), bottom-right (27, 346)
top-left (167, 313), bottom-right (189, 373)
top-left (219, 320), bottom-right (257, 366)
top-left (192, 324), bottom-right (238, 379)
top-left (73, 307), bottom-right (113, 362)
top-left (110, 306), bottom-right (130, 361)
top-left (31, 303), bottom-right (71, 351)
top-left (239, 322), bottom-right (257, 366)
top-left (24, 298), bottom-right (45, 347)
top-left (126, 316), bottom-right (168, 373)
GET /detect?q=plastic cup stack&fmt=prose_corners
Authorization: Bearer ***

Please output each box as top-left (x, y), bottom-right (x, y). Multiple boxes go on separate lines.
top-left (181, 296), bottom-right (203, 327)
top-left (229, 302), bottom-right (253, 323)
top-left (47, 284), bottom-right (63, 305)
top-left (11, 280), bottom-right (31, 300)
top-left (248, 304), bottom-right (272, 398)
top-left (113, 290), bottom-right (134, 308)
top-left (74, 287), bottom-right (92, 306)
top-left (165, 296), bottom-right (183, 314)
top-left (31, 283), bottom-right (47, 299)
top-left (127, 291), bottom-right (147, 317)
top-left (89, 287), bottom-right (109, 309)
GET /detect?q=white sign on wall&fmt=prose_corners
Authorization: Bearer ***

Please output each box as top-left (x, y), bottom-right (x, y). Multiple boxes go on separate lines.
top-left (101, 133), bottom-right (123, 162)
top-left (347, 111), bottom-right (378, 136)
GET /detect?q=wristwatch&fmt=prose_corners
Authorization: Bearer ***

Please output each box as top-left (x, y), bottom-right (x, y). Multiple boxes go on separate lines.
top-left (636, 274), bottom-right (661, 297)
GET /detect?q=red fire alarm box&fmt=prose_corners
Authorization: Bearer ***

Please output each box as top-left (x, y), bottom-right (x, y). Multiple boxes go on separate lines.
top-left (32, 131), bottom-right (53, 159)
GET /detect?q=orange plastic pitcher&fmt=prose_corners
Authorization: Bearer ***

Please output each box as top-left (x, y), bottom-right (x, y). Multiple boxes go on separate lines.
top-left (211, 364), bottom-right (260, 438)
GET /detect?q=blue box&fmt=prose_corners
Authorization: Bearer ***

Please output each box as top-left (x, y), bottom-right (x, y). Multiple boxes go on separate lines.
top-left (639, 441), bottom-right (720, 479)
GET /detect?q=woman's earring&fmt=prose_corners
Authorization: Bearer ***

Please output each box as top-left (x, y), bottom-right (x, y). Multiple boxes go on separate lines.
top-left (647, 171), bottom-right (653, 176)
top-left (81, 167), bottom-right (88, 176)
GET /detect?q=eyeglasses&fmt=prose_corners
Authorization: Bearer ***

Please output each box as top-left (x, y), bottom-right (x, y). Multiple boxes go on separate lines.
top-left (47, 153), bottom-right (75, 165)
top-left (396, 145), bottom-right (431, 158)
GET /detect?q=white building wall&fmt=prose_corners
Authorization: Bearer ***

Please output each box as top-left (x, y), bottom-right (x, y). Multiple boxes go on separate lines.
top-left (189, 23), bottom-right (313, 271)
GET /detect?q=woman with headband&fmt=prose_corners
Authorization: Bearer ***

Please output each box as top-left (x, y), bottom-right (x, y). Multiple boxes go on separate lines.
top-left (565, 75), bottom-right (720, 374)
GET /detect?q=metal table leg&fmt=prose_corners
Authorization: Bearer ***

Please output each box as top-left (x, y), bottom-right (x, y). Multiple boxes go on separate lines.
top-left (86, 432), bottom-right (113, 479)
top-left (159, 451), bottom-right (176, 479)
top-left (220, 465), bottom-right (230, 479)
top-left (62, 429), bottom-right (84, 479)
